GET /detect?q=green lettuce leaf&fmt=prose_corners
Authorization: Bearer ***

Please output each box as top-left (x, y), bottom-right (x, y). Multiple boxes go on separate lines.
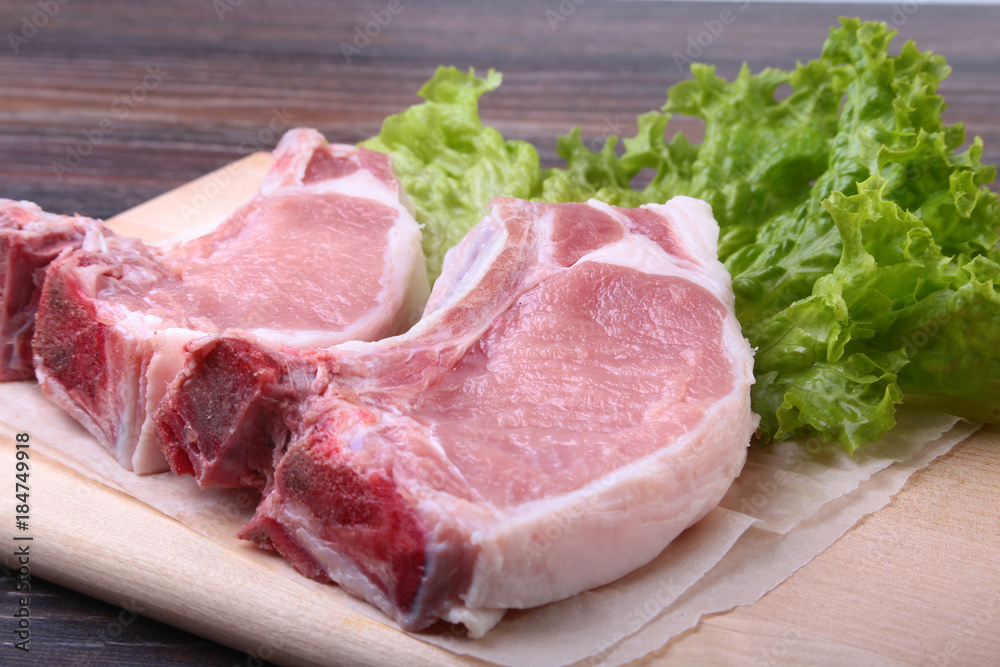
top-left (535, 18), bottom-right (1000, 450)
top-left (741, 21), bottom-right (1000, 448)
top-left (362, 66), bottom-right (542, 283)
top-left (364, 19), bottom-right (1000, 453)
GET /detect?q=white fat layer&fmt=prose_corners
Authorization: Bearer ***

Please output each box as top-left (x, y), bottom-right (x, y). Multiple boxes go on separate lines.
top-left (576, 236), bottom-right (734, 305)
top-left (439, 605), bottom-right (505, 639)
top-left (397, 302), bottom-right (757, 612)
top-left (405, 196), bottom-right (754, 615)
top-left (152, 192), bottom-right (753, 632)
top-left (462, 348), bottom-right (756, 608)
top-left (248, 209), bottom-right (427, 347)
top-left (132, 327), bottom-right (206, 474)
top-left (260, 140), bottom-right (427, 345)
top-left (167, 129), bottom-right (428, 348)
top-left (334, 199), bottom-right (428, 343)
top-left (646, 196), bottom-right (720, 259)
top-left (423, 212), bottom-right (508, 319)
top-left (461, 246), bottom-right (754, 608)
top-left (336, 211), bottom-right (507, 354)
top-left (53, 130), bottom-right (426, 475)
top-left (303, 169), bottom-right (402, 205)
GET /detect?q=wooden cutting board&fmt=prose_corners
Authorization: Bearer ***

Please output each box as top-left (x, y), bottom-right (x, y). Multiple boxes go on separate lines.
top-left (2, 155), bottom-right (999, 666)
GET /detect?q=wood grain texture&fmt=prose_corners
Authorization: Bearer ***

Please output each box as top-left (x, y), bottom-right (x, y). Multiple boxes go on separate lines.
top-left (1, 577), bottom-right (261, 666)
top-left (1, 1), bottom-right (999, 665)
top-left (0, 442), bottom-right (485, 667)
top-left (653, 425), bottom-right (1000, 667)
top-left (1, 1), bottom-right (998, 217)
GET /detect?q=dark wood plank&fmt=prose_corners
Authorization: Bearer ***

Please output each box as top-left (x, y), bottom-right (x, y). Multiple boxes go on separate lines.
top-left (1, 576), bottom-right (274, 666)
top-left (1, 1), bottom-right (998, 665)
top-left (1, 0), bottom-right (997, 219)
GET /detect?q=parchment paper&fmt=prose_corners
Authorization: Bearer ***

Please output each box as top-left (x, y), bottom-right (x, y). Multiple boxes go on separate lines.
top-left (0, 380), bottom-right (977, 666)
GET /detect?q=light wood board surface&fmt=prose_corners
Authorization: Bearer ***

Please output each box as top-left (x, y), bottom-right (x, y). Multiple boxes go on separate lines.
top-left (2, 154), bottom-right (999, 667)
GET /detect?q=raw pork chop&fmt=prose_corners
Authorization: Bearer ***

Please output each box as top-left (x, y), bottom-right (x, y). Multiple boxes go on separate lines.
top-left (157, 196), bottom-right (757, 634)
top-left (0, 200), bottom-right (98, 380)
top-left (30, 128), bottom-right (427, 474)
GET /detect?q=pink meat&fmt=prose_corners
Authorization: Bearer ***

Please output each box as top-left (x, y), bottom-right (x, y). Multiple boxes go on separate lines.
top-left (158, 196), bottom-right (757, 635)
top-left (0, 200), bottom-right (99, 380)
top-left (30, 128), bottom-right (427, 473)
top-left (156, 335), bottom-right (319, 488)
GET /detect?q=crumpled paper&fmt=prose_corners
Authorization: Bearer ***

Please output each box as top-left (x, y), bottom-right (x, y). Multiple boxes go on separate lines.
top-left (0, 381), bottom-right (976, 666)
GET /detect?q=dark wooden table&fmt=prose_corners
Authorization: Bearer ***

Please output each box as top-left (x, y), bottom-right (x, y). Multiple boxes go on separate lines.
top-left (2, 1), bottom-right (998, 665)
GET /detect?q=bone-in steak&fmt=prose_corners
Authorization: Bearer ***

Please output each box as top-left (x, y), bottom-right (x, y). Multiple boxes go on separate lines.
top-left (0, 200), bottom-right (99, 380)
top-left (28, 128), bottom-right (427, 473)
top-left (158, 196), bottom-right (757, 634)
